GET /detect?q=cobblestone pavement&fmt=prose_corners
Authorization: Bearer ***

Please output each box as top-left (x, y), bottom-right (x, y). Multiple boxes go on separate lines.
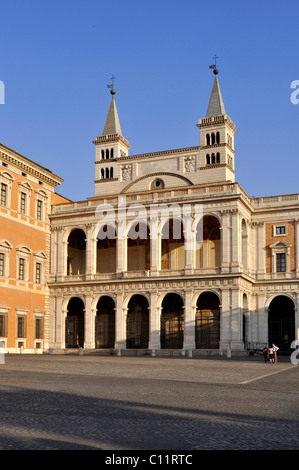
top-left (0, 353), bottom-right (298, 451)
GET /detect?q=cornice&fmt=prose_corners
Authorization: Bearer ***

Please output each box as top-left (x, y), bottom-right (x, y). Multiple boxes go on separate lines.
top-left (0, 144), bottom-right (63, 187)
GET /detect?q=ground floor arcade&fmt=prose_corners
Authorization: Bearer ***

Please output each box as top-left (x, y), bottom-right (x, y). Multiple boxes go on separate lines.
top-left (49, 284), bottom-right (299, 354)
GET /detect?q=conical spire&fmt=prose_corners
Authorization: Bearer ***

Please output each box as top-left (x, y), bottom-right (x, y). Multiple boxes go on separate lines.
top-left (206, 70), bottom-right (226, 118)
top-left (102, 89), bottom-right (122, 136)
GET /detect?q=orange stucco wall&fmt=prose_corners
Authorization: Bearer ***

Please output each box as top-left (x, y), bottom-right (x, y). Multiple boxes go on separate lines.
top-left (0, 159), bottom-right (68, 350)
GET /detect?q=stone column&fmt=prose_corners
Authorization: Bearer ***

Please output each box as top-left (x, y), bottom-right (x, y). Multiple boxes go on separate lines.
top-left (56, 227), bottom-right (67, 281)
top-left (220, 288), bottom-right (231, 351)
top-left (150, 215), bottom-right (161, 275)
top-left (50, 227), bottom-right (57, 277)
top-left (231, 288), bottom-right (244, 350)
top-left (231, 209), bottom-right (241, 271)
top-left (221, 210), bottom-right (230, 273)
top-left (183, 290), bottom-right (196, 350)
top-left (116, 220), bottom-right (127, 276)
top-left (51, 295), bottom-right (65, 350)
top-left (115, 292), bottom-right (126, 350)
top-left (148, 291), bottom-right (160, 351)
top-left (257, 293), bottom-right (267, 346)
top-left (257, 222), bottom-right (266, 279)
top-left (85, 224), bottom-right (96, 280)
top-left (84, 294), bottom-right (95, 349)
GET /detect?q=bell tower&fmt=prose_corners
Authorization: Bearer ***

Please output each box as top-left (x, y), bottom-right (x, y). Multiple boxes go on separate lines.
top-left (93, 84), bottom-right (131, 196)
top-left (197, 66), bottom-right (236, 183)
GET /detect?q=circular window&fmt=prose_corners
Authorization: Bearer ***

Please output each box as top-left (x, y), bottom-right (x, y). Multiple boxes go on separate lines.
top-left (150, 178), bottom-right (164, 190)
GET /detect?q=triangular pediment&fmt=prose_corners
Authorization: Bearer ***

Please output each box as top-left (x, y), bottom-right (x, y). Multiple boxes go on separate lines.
top-left (269, 240), bottom-right (290, 249)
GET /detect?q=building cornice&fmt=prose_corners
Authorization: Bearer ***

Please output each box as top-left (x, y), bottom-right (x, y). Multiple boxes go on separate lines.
top-left (0, 143), bottom-right (64, 187)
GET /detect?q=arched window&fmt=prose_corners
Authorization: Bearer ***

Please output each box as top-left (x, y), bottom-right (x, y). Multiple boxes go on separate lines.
top-left (216, 132), bottom-right (220, 144)
top-left (206, 134), bottom-right (210, 146)
top-left (211, 153), bottom-right (216, 164)
top-left (101, 168), bottom-right (105, 179)
top-left (106, 149), bottom-right (109, 160)
top-left (211, 133), bottom-right (215, 145)
top-left (110, 148), bottom-right (114, 159)
top-left (110, 167), bottom-right (113, 178)
top-left (206, 154), bottom-right (210, 165)
top-left (105, 168), bottom-right (110, 178)
top-left (216, 152), bottom-right (220, 163)
top-left (101, 150), bottom-right (105, 160)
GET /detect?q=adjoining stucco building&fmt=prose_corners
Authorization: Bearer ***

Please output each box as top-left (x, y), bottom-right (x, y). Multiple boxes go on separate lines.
top-left (0, 143), bottom-right (68, 352)
top-left (11, 69), bottom-right (299, 355)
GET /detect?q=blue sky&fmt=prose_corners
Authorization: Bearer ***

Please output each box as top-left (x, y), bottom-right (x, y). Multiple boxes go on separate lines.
top-left (0, 0), bottom-right (298, 201)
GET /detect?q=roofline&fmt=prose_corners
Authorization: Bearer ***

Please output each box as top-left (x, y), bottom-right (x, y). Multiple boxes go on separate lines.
top-left (0, 142), bottom-right (64, 186)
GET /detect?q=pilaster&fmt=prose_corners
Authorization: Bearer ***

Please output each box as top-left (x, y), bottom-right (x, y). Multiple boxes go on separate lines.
top-left (183, 290), bottom-right (196, 350)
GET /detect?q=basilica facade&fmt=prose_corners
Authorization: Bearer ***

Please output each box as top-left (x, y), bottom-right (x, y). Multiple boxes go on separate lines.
top-left (46, 70), bottom-right (299, 356)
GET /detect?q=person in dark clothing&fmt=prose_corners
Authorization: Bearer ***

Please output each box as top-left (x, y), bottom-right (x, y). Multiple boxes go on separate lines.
top-left (262, 346), bottom-right (269, 363)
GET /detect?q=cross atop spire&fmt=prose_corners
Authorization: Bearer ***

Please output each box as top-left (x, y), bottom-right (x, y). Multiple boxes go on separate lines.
top-left (102, 83), bottom-right (122, 136)
top-left (206, 65), bottom-right (226, 118)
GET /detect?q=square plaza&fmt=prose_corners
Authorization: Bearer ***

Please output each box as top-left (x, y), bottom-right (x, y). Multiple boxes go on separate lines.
top-left (0, 353), bottom-right (298, 451)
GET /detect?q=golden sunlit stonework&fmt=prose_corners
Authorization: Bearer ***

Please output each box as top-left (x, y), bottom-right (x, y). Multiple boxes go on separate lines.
top-left (1, 71), bottom-right (299, 356)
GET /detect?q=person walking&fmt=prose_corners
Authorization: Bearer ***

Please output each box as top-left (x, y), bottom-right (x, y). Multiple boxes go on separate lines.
top-left (272, 343), bottom-right (279, 363)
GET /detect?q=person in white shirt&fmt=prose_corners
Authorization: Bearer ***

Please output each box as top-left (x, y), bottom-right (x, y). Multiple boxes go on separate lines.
top-left (272, 343), bottom-right (279, 363)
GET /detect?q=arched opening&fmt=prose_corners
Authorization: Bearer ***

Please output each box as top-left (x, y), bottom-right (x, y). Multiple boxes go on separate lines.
top-left (196, 292), bottom-right (220, 349)
top-left (126, 295), bottom-right (149, 348)
top-left (101, 150), bottom-right (105, 160)
top-left (216, 152), bottom-right (220, 163)
top-left (196, 215), bottom-right (220, 268)
top-left (66, 297), bottom-right (84, 348)
top-left (268, 296), bottom-right (295, 353)
top-left (216, 132), bottom-right (220, 144)
top-left (206, 134), bottom-right (210, 146)
top-left (101, 168), bottom-right (105, 179)
top-left (111, 148), bottom-right (114, 159)
top-left (127, 222), bottom-right (150, 271)
top-left (211, 153), bottom-right (216, 164)
top-left (161, 218), bottom-right (184, 270)
top-left (211, 133), bottom-right (215, 145)
top-left (67, 229), bottom-right (86, 275)
top-left (110, 167), bottom-right (113, 178)
top-left (161, 293), bottom-right (184, 349)
top-left (96, 224), bottom-right (116, 273)
top-left (106, 149), bottom-right (109, 159)
top-left (95, 296), bottom-right (115, 348)
top-left (206, 154), bottom-right (210, 165)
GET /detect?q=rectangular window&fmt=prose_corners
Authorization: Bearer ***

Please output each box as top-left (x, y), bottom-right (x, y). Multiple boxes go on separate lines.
top-left (35, 317), bottom-right (44, 339)
top-left (20, 192), bottom-right (26, 214)
top-left (37, 199), bottom-right (42, 220)
top-left (0, 314), bottom-right (7, 337)
top-left (0, 183), bottom-right (7, 206)
top-left (276, 253), bottom-right (286, 272)
top-left (35, 262), bottom-right (41, 284)
top-left (19, 258), bottom-right (25, 280)
top-left (17, 316), bottom-right (26, 338)
top-left (276, 225), bottom-right (286, 235)
top-left (0, 253), bottom-right (4, 276)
